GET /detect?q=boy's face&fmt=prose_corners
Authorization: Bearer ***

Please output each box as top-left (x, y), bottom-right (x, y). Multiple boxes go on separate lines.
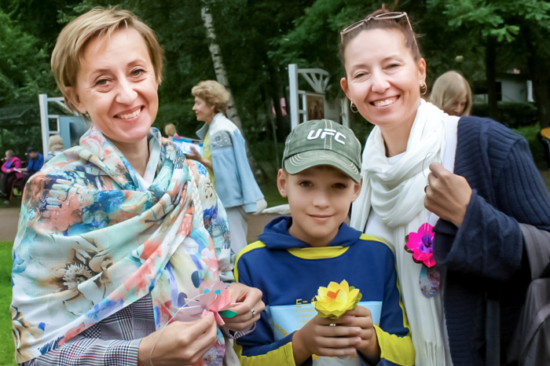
top-left (277, 165), bottom-right (362, 247)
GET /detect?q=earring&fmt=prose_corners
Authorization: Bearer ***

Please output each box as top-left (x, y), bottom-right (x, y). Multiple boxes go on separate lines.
top-left (350, 101), bottom-right (358, 113)
top-left (420, 84), bottom-right (428, 96)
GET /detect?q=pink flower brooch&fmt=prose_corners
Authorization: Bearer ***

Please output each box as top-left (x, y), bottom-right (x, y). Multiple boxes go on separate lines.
top-left (405, 223), bottom-right (436, 267)
top-left (405, 223), bottom-right (440, 298)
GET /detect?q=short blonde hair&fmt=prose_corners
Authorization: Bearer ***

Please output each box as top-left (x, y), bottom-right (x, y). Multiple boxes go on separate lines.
top-left (430, 71), bottom-right (472, 116)
top-left (51, 7), bottom-right (164, 112)
top-left (48, 135), bottom-right (65, 152)
top-left (164, 123), bottom-right (177, 137)
top-left (191, 80), bottom-right (231, 115)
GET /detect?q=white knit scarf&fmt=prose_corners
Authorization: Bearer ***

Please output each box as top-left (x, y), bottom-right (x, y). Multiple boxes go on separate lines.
top-left (351, 100), bottom-right (459, 366)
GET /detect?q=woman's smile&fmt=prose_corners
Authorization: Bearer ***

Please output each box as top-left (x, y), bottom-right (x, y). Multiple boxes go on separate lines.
top-left (370, 96), bottom-right (399, 107)
top-left (115, 106), bottom-right (143, 120)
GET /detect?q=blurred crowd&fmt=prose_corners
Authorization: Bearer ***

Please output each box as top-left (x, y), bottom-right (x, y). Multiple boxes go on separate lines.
top-left (0, 134), bottom-right (64, 202)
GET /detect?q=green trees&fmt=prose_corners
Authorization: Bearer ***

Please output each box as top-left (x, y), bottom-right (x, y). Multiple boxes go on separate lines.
top-left (0, 10), bottom-right (52, 107)
top-left (0, 8), bottom-right (54, 155)
top-left (1, 0), bottom-right (549, 158)
top-left (427, 0), bottom-right (550, 126)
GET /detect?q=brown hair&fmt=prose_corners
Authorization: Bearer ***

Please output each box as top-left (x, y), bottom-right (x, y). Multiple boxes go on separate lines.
top-left (339, 8), bottom-right (421, 66)
top-left (51, 7), bottom-right (164, 112)
top-left (164, 123), bottom-right (177, 137)
top-left (430, 71), bottom-right (472, 116)
top-left (191, 80), bottom-right (231, 115)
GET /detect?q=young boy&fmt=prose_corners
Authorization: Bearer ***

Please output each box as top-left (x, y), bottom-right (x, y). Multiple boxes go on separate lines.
top-left (234, 120), bottom-right (415, 366)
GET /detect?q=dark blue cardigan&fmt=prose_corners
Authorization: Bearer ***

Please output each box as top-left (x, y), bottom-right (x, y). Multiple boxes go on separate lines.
top-left (433, 117), bottom-right (550, 365)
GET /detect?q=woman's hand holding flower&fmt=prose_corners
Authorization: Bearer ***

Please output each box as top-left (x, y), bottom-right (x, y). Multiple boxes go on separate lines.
top-left (138, 312), bottom-right (218, 366)
top-left (425, 162), bottom-right (472, 227)
top-left (222, 283), bottom-right (264, 331)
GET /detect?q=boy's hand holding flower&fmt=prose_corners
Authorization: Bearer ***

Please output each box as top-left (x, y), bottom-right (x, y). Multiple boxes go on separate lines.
top-left (339, 307), bottom-right (380, 364)
top-left (292, 280), bottom-right (380, 364)
top-left (313, 281), bottom-right (379, 362)
top-left (292, 314), bottom-right (362, 365)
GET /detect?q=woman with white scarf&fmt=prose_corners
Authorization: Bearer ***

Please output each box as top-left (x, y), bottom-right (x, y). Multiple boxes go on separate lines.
top-left (340, 7), bottom-right (550, 366)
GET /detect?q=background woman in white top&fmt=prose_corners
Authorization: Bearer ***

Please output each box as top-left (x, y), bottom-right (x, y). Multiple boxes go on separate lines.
top-left (430, 70), bottom-right (472, 117)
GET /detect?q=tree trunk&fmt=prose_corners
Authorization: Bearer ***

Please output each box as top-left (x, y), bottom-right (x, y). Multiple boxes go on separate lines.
top-left (260, 86), bottom-right (280, 172)
top-left (265, 61), bottom-right (290, 140)
top-left (200, 2), bottom-right (262, 176)
top-left (200, 3), bottom-right (242, 129)
top-left (523, 27), bottom-right (550, 129)
top-left (486, 36), bottom-right (500, 121)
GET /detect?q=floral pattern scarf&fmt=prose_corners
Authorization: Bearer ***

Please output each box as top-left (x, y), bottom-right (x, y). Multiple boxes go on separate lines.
top-left (11, 126), bottom-right (232, 364)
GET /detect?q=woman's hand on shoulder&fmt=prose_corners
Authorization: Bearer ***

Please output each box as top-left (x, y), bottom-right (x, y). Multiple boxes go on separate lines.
top-left (138, 312), bottom-right (218, 366)
top-left (222, 283), bottom-right (264, 331)
top-left (425, 162), bottom-right (472, 227)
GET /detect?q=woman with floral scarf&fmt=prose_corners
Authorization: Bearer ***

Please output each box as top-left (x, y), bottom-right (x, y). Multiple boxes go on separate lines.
top-left (11, 8), bottom-right (264, 366)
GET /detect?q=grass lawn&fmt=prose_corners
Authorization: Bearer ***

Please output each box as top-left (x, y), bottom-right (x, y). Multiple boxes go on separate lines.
top-left (0, 242), bottom-right (15, 366)
top-left (260, 181), bottom-right (288, 207)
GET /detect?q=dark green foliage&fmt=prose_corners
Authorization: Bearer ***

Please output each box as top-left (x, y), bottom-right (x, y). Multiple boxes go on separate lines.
top-left (472, 102), bottom-right (539, 129)
top-left (512, 125), bottom-right (546, 169)
top-left (471, 102), bottom-right (545, 167)
top-left (1, 0), bottom-right (549, 164)
top-left (0, 7), bottom-right (58, 154)
top-left (0, 11), bottom-right (54, 108)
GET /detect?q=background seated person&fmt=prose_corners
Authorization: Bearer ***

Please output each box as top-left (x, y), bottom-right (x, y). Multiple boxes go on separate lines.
top-left (0, 150), bottom-right (22, 198)
top-left (23, 147), bottom-right (44, 177)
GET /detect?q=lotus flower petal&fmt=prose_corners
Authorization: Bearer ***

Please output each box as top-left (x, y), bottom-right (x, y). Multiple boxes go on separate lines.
top-left (191, 281), bottom-right (233, 326)
top-left (313, 280), bottom-right (362, 319)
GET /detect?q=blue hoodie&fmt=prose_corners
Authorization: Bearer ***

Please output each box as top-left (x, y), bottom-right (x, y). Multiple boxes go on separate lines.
top-left (27, 153), bottom-right (44, 175)
top-left (234, 216), bottom-right (415, 366)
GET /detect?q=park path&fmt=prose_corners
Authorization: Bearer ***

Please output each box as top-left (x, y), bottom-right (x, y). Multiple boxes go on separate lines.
top-left (0, 205), bottom-right (278, 244)
top-left (0, 207), bottom-right (20, 242)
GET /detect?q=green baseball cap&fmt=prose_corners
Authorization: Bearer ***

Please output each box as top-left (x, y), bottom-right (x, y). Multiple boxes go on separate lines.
top-left (282, 119), bottom-right (362, 182)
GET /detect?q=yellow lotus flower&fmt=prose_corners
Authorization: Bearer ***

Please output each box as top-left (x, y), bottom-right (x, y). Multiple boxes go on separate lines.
top-left (312, 280), bottom-right (362, 319)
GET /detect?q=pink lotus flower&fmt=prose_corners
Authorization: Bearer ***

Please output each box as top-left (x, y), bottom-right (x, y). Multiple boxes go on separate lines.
top-left (173, 281), bottom-right (235, 326)
top-left (405, 223), bottom-right (436, 267)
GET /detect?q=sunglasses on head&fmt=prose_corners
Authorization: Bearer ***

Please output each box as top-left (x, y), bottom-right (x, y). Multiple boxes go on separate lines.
top-left (340, 12), bottom-right (416, 45)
